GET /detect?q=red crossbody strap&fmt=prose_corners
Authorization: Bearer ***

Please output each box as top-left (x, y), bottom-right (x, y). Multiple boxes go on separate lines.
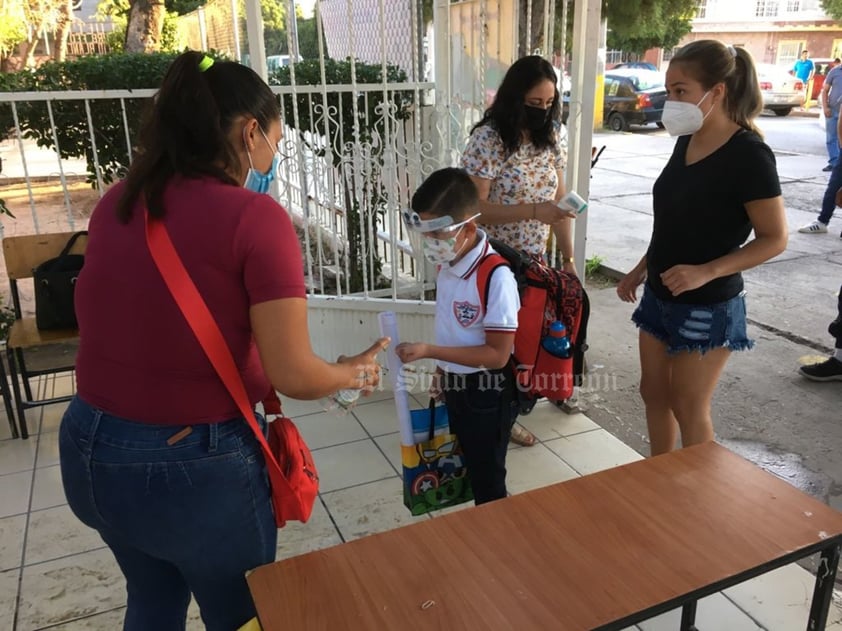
top-left (144, 212), bottom-right (281, 472)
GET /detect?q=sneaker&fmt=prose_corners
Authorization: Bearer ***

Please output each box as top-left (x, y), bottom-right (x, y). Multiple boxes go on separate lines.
top-left (824, 164), bottom-right (835, 172)
top-left (798, 220), bottom-right (829, 233)
top-left (799, 357), bottom-right (842, 382)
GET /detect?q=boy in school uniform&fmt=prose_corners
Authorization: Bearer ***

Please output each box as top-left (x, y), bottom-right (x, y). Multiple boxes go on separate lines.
top-left (396, 168), bottom-right (520, 504)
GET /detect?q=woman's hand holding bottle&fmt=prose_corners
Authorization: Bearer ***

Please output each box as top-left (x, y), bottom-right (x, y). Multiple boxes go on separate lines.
top-left (533, 201), bottom-right (577, 225)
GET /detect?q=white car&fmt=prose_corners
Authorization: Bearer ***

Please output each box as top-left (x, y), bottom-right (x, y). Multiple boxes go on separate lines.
top-left (554, 67), bottom-right (572, 95)
top-left (756, 63), bottom-right (805, 116)
top-left (267, 54), bottom-right (303, 72)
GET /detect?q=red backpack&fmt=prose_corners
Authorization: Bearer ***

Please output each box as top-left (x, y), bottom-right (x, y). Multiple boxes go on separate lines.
top-left (476, 238), bottom-right (590, 411)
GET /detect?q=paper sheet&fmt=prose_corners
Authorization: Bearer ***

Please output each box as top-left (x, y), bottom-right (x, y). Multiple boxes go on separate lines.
top-left (378, 311), bottom-right (415, 446)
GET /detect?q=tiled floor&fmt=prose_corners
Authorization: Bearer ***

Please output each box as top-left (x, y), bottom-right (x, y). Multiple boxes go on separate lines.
top-left (0, 381), bottom-right (840, 630)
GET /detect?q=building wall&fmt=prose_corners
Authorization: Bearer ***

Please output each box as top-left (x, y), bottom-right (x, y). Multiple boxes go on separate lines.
top-left (681, 0), bottom-right (842, 66)
top-left (679, 30), bottom-right (842, 66)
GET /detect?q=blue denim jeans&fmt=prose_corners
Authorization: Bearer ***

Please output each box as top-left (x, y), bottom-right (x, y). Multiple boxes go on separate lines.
top-left (820, 157), bottom-right (842, 225)
top-left (631, 285), bottom-right (753, 354)
top-left (826, 109), bottom-right (840, 168)
top-left (59, 396), bottom-right (276, 631)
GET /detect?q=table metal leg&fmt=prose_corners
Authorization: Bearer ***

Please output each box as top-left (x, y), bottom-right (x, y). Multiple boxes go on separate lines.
top-left (680, 600), bottom-right (699, 631)
top-left (807, 543), bottom-right (841, 631)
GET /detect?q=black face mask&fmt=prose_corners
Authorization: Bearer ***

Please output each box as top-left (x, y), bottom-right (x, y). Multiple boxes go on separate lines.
top-left (524, 105), bottom-right (551, 130)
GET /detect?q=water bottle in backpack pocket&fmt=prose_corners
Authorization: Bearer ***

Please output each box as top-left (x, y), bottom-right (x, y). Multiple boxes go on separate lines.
top-left (475, 239), bottom-right (589, 407)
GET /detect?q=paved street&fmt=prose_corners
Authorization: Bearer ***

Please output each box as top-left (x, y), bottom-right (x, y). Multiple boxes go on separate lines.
top-left (586, 111), bottom-right (842, 511)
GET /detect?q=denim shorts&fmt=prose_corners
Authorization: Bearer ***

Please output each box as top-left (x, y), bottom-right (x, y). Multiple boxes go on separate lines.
top-left (631, 285), bottom-right (754, 354)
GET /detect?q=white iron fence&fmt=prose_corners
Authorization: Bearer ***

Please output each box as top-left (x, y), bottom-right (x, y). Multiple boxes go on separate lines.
top-left (0, 81), bottom-right (481, 302)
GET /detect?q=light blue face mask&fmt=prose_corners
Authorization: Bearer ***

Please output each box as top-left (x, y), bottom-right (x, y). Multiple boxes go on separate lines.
top-left (243, 127), bottom-right (281, 194)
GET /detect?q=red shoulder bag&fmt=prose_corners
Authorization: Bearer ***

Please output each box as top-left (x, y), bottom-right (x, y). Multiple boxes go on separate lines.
top-left (144, 212), bottom-right (319, 528)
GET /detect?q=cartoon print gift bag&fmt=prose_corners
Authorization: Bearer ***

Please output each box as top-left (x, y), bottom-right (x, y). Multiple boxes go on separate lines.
top-left (401, 400), bottom-right (473, 515)
top-left (377, 311), bottom-right (473, 515)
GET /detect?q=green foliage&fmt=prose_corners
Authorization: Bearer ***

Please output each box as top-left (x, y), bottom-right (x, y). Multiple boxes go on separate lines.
top-left (295, 17), bottom-right (326, 59)
top-left (166, 0), bottom-right (204, 14)
top-left (270, 58), bottom-right (413, 153)
top-left (96, 0), bottom-right (183, 52)
top-left (0, 300), bottom-right (15, 341)
top-left (585, 254), bottom-right (604, 278)
top-left (605, 0), bottom-right (696, 54)
top-left (422, 0), bottom-right (433, 25)
top-left (106, 15), bottom-right (183, 52)
top-left (0, 53), bottom-right (177, 187)
top-left (550, 0), bottom-right (696, 56)
top-left (821, 0), bottom-right (842, 19)
top-left (271, 58), bottom-right (413, 293)
top-left (273, 16), bottom-right (326, 59)
top-left (0, 5), bottom-right (28, 60)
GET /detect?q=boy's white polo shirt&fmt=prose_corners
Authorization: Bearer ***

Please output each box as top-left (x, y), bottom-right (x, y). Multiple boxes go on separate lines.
top-left (435, 230), bottom-right (520, 374)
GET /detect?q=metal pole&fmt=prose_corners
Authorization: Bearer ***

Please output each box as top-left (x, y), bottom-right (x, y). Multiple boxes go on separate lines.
top-left (433, 0), bottom-right (451, 162)
top-left (245, 0), bottom-right (268, 80)
top-left (231, 0), bottom-right (242, 61)
top-left (560, 0), bottom-right (568, 74)
top-left (525, 0), bottom-right (533, 56)
top-left (542, 0), bottom-right (551, 57)
top-left (288, 0), bottom-right (300, 60)
top-left (198, 6), bottom-right (208, 51)
top-left (568, 0), bottom-right (601, 276)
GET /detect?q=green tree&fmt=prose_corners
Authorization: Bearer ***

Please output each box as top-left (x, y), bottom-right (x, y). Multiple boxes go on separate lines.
top-left (294, 17), bottom-right (327, 60)
top-left (605, 0), bottom-right (696, 54)
top-left (821, 0), bottom-right (842, 19)
top-left (166, 0), bottom-right (203, 13)
top-left (124, 0), bottom-right (167, 52)
top-left (98, 0), bottom-right (182, 52)
top-left (104, 0), bottom-right (287, 53)
top-left (0, 2), bottom-right (28, 70)
top-left (522, 0), bottom-right (697, 57)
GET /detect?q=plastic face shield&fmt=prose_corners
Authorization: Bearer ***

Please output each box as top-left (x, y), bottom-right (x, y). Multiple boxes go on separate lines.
top-left (401, 209), bottom-right (481, 257)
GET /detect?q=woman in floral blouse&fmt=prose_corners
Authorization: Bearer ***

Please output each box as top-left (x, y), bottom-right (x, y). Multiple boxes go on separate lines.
top-left (461, 55), bottom-right (576, 447)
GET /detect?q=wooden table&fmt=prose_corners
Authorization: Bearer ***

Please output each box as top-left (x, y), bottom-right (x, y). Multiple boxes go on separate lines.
top-left (247, 443), bottom-right (842, 630)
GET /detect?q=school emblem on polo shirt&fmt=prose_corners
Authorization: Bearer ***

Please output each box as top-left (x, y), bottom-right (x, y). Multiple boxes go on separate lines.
top-left (453, 301), bottom-right (480, 327)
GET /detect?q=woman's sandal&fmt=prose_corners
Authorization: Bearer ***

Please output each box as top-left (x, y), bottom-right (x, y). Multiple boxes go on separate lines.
top-left (510, 424), bottom-right (537, 447)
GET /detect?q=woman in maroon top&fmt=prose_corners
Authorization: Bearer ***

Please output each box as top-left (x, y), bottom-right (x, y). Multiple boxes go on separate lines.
top-left (59, 51), bottom-right (386, 631)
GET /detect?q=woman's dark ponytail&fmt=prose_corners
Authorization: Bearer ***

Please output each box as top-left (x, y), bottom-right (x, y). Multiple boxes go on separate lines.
top-left (671, 40), bottom-right (763, 138)
top-left (116, 50), bottom-right (279, 222)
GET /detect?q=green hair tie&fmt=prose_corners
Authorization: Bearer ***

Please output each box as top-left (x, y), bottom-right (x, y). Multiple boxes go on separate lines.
top-left (198, 55), bottom-right (214, 72)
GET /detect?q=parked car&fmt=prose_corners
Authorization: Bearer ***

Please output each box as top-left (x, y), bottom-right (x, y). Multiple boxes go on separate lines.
top-left (756, 63), bottom-right (804, 116)
top-left (602, 69), bottom-right (667, 131)
top-left (267, 54), bottom-right (303, 72)
top-left (612, 61), bottom-right (658, 71)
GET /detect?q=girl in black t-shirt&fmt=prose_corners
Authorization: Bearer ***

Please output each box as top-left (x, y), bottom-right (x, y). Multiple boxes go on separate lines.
top-left (616, 40), bottom-right (788, 456)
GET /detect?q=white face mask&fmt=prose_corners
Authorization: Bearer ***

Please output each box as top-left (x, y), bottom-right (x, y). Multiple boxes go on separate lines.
top-left (421, 226), bottom-right (466, 265)
top-left (661, 91), bottom-right (712, 137)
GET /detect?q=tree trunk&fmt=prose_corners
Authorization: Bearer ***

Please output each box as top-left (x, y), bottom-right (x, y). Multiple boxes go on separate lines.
top-left (125, 0), bottom-right (166, 53)
top-left (519, 0), bottom-right (548, 58)
top-left (19, 35), bottom-right (39, 68)
top-left (53, 0), bottom-right (74, 62)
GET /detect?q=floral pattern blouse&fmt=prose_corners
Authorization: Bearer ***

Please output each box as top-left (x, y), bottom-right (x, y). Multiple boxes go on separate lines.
top-left (460, 122), bottom-right (568, 256)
